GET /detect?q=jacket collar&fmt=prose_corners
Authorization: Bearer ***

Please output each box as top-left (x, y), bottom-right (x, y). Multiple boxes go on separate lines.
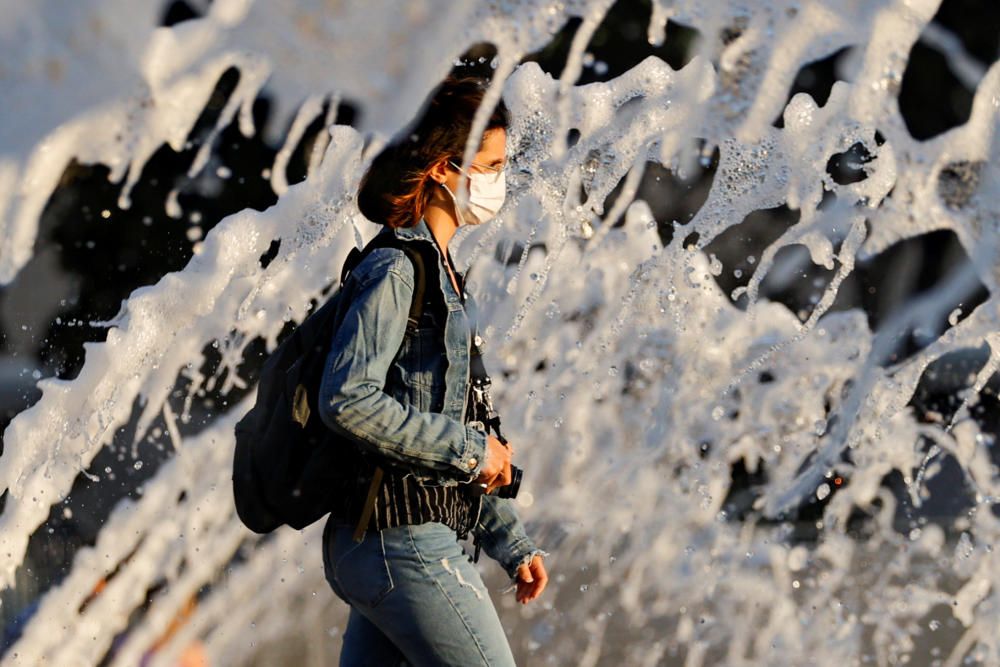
top-left (391, 216), bottom-right (468, 301)
top-left (391, 216), bottom-right (436, 244)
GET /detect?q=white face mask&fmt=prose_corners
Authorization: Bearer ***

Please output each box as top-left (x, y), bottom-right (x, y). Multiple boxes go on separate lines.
top-left (442, 161), bottom-right (506, 225)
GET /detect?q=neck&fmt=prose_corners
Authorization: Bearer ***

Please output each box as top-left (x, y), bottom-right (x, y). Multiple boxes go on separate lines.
top-left (422, 198), bottom-right (460, 257)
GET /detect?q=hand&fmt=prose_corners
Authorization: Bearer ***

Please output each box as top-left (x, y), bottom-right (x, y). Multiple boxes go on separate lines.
top-left (475, 435), bottom-right (513, 495)
top-left (515, 554), bottom-right (548, 604)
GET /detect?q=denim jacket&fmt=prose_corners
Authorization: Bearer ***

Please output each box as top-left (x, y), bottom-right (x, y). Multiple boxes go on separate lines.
top-left (318, 217), bottom-right (546, 580)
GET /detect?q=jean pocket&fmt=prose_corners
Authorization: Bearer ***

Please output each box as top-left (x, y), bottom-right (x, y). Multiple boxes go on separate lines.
top-left (333, 529), bottom-right (395, 609)
top-left (406, 521), bottom-right (467, 561)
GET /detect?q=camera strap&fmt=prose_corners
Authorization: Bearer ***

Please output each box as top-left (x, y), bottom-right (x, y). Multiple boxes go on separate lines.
top-left (468, 332), bottom-right (512, 564)
top-left (471, 336), bottom-right (506, 434)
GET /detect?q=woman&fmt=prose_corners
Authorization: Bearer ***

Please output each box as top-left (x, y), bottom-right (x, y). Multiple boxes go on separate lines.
top-left (317, 76), bottom-right (549, 666)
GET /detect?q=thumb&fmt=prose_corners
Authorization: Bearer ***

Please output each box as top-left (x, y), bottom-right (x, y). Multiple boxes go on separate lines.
top-left (517, 563), bottom-right (533, 582)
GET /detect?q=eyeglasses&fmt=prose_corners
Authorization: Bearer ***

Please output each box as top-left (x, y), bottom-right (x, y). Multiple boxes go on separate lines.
top-left (448, 159), bottom-right (506, 185)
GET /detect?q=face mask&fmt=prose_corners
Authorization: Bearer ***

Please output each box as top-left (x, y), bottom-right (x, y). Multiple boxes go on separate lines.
top-left (442, 161), bottom-right (506, 225)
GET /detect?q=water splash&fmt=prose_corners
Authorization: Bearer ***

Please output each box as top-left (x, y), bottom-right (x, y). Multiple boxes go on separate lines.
top-left (1, 0), bottom-right (999, 665)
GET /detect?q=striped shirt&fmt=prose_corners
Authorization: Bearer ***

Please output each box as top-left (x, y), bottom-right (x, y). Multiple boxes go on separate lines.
top-left (369, 468), bottom-right (481, 539)
top-left (328, 450), bottom-right (482, 540)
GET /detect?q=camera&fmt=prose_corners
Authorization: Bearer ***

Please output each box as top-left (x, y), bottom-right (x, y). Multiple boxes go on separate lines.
top-left (468, 361), bottom-right (525, 500)
top-left (495, 464), bottom-right (522, 499)
top-left (468, 418), bottom-right (524, 499)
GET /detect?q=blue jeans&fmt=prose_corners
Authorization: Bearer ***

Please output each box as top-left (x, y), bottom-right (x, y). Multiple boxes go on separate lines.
top-left (322, 515), bottom-right (517, 666)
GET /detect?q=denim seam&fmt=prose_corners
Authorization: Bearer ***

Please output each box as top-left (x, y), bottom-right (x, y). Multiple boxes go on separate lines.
top-left (355, 249), bottom-right (414, 291)
top-left (504, 538), bottom-right (530, 554)
top-left (475, 520), bottom-right (522, 578)
top-left (374, 529), bottom-right (395, 607)
top-left (331, 530), bottom-right (395, 608)
top-left (334, 413), bottom-right (454, 470)
top-left (458, 425), bottom-right (488, 482)
top-left (475, 515), bottom-right (540, 579)
top-left (331, 536), bottom-right (366, 596)
top-left (405, 524), bottom-right (492, 666)
top-left (386, 265), bottom-right (415, 292)
top-left (323, 252), bottom-right (469, 474)
top-left (502, 540), bottom-right (533, 576)
top-left (475, 519), bottom-right (501, 554)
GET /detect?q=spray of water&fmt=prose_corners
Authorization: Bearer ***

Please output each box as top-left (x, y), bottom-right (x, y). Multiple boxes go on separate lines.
top-left (1, 0), bottom-right (998, 664)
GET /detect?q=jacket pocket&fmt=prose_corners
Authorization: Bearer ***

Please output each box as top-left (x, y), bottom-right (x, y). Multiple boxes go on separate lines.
top-left (390, 326), bottom-right (447, 412)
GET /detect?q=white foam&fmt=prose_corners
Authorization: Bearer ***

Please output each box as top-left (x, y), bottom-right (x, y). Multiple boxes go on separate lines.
top-left (1, 0), bottom-right (999, 664)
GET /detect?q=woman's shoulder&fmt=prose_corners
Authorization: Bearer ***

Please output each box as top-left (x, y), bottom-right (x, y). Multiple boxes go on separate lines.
top-left (351, 244), bottom-right (417, 290)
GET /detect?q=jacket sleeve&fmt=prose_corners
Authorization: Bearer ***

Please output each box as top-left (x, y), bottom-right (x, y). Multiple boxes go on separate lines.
top-left (474, 494), bottom-right (549, 581)
top-left (317, 248), bottom-right (488, 481)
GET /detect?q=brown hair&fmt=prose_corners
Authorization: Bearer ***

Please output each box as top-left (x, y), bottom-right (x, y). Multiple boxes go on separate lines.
top-left (357, 76), bottom-right (510, 228)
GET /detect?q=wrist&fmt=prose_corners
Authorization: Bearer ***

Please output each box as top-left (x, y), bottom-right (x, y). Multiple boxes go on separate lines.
top-left (460, 424), bottom-right (489, 482)
top-left (508, 547), bottom-right (550, 581)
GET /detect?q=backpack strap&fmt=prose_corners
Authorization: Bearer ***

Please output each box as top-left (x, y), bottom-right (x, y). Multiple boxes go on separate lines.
top-left (397, 244), bottom-right (427, 334)
top-left (340, 231), bottom-right (438, 334)
top-left (337, 231), bottom-right (442, 542)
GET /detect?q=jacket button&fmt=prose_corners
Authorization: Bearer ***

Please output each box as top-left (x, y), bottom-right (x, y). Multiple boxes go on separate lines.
top-left (467, 458), bottom-right (478, 469)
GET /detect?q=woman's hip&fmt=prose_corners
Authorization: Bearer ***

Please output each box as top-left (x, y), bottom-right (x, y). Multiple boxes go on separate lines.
top-left (322, 518), bottom-right (515, 666)
top-left (322, 518), bottom-right (480, 606)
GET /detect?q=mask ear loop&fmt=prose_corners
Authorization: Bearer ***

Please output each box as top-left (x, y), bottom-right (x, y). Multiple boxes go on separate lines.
top-left (440, 181), bottom-right (468, 227)
top-left (450, 158), bottom-right (472, 212)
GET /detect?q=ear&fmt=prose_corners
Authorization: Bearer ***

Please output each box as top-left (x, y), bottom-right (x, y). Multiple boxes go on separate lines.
top-left (427, 158), bottom-right (450, 185)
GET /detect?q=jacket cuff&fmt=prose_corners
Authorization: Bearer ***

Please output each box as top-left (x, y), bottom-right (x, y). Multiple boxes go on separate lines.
top-left (506, 546), bottom-right (550, 581)
top-left (457, 424), bottom-right (489, 482)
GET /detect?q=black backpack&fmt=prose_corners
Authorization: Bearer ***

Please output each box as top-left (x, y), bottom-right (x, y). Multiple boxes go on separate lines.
top-left (232, 230), bottom-right (438, 534)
